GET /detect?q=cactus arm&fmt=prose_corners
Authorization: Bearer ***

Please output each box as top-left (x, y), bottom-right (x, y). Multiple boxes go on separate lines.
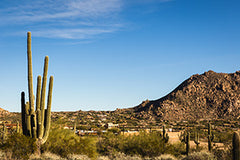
top-left (31, 114), bottom-right (37, 138)
top-left (211, 133), bottom-right (214, 141)
top-left (36, 76), bottom-right (42, 111)
top-left (41, 76), bottom-right (53, 144)
top-left (27, 32), bottom-right (37, 138)
top-left (25, 102), bottom-right (31, 136)
top-left (165, 133), bottom-right (169, 143)
top-left (27, 32), bottom-right (35, 119)
top-left (36, 76), bottom-right (42, 138)
top-left (39, 56), bottom-right (49, 138)
top-left (21, 92), bottom-right (27, 135)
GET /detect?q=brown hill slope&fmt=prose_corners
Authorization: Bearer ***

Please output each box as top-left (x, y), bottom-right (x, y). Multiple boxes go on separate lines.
top-left (132, 70), bottom-right (240, 121)
top-left (0, 107), bottom-right (10, 117)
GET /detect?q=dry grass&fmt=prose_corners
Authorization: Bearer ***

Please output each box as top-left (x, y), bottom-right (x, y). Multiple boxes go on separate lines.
top-left (29, 152), bottom-right (65, 160)
top-left (67, 154), bottom-right (91, 160)
top-left (154, 154), bottom-right (178, 160)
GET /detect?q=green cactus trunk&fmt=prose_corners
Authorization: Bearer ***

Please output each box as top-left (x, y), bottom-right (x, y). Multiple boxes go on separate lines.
top-left (233, 131), bottom-right (240, 160)
top-left (208, 123), bottom-right (214, 152)
top-left (2, 123), bottom-right (7, 143)
top-left (73, 122), bottom-right (76, 134)
top-left (21, 92), bottom-right (26, 135)
top-left (16, 121), bottom-right (20, 133)
top-left (162, 125), bottom-right (169, 143)
top-left (186, 132), bottom-right (190, 155)
top-left (181, 131), bottom-right (190, 155)
top-left (194, 130), bottom-right (200, 151)
top-left (21, 32), bottom-right (54, 153)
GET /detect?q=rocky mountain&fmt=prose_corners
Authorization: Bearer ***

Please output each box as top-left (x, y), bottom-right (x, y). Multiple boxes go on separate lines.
top-left (0, 107), bottom-right (10, 117)
top-left (132, 70), bottom-right (240, 121)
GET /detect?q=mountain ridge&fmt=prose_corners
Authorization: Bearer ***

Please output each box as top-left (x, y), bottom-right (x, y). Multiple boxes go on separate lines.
top-left (131, 70), bottom-right (240, 121)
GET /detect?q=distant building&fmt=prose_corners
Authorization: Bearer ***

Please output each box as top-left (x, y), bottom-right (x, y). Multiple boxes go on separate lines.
top-left (106, 123), bottom-right (119, 129)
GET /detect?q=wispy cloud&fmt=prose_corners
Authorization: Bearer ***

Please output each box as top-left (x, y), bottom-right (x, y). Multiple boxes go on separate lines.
top-left (33, 28), bottom-right (118, 39)
top-left (0, 0), bottom-right (123, 39)
top-left (0, 0), bottom-right (171, 40)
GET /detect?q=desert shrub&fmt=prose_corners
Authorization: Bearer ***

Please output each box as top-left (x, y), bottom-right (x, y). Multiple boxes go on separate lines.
top-left (43, 128), bottom-right (97, 158)
top-left (97, 132), bottom-right (122, 155)
top-left (107, 128), bottom-right (121, 134)
top-left (1, 133), bottom-right (37, 159)
top-left (181, 151), bottom-right (216, 160)
top-left (212, 146), bottom-right (232, 160)
top-left (165, 142), bottom-right (185, 157)
top-left (214, 131), bottom-right (232, 143)
top-left (97, 131), bottom-right (175, 157)
top-left (120, 131), bottom-right (168, 157)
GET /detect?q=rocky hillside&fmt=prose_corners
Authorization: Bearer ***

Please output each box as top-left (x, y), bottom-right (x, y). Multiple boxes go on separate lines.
top-left (0, 107), bottom-right (10, 117)
top-left (132, 70), bottom-right (240, 121)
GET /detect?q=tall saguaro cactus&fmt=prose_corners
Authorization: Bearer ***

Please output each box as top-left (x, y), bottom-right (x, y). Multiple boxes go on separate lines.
top-left (21, 32), bottom-right (53, 146)
top-left (233, 131), bottom-right (240, 160)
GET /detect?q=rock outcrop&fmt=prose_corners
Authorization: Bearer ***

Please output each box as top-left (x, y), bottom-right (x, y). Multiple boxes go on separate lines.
top-left (132, 70), bottom-right (240, 121)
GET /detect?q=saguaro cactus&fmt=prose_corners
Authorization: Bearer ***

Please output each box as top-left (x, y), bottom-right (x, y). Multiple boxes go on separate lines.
top-left (73, 121), bottom-right (76, 134)
top-left (16, 121), bottom-right (20, 133)
top-left (21, 32), bottom-right (54, 146)
top-left (233, 131), bottom-right (240, 160)
top-left (194, 130), bottom-right (200, 151)
top-left (208, 123), bottom-right (214, 152)
top-left (2, 123), bottom-right (7, 142)
top-left (181, 131), bottom-right (190, 155)
top-left (162, 125), bottom-right (169, 143)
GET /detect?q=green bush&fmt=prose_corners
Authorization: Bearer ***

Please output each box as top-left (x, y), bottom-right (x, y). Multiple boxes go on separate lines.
top-left (43, 128), bottom-right (97, 158)
top-left (165, 142), bottom-right (185, 157)
top-left (97, 131), bottom-right (176, 157)
top-left (97, 132), bottom-right (122, 155)
top-left (2, 133), bottom-right (37, 159)
top-left (212, 146), bottom-right (232, 160)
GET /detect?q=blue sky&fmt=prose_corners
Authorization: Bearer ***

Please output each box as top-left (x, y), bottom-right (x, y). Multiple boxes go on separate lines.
top-left (0, 0), bottom-right (240, 112)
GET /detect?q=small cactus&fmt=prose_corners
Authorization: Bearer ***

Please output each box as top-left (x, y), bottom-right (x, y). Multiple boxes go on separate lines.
top-left (16, 121), bottom-right (20, 133)
top-left (233, 131), bottom-right (240, 160)
top-left (207, 123), bottom-right (214, 152)
top-left (73, 121), bottom-right (76, 134)
top-left (194, 130), bottom-right (200, 151)
top-left (162, 125), bottom-right (169, 143)
top-left (180, 131), bottom-right (190, 155)
top-left (2, 123), bottom-right (7, 143)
